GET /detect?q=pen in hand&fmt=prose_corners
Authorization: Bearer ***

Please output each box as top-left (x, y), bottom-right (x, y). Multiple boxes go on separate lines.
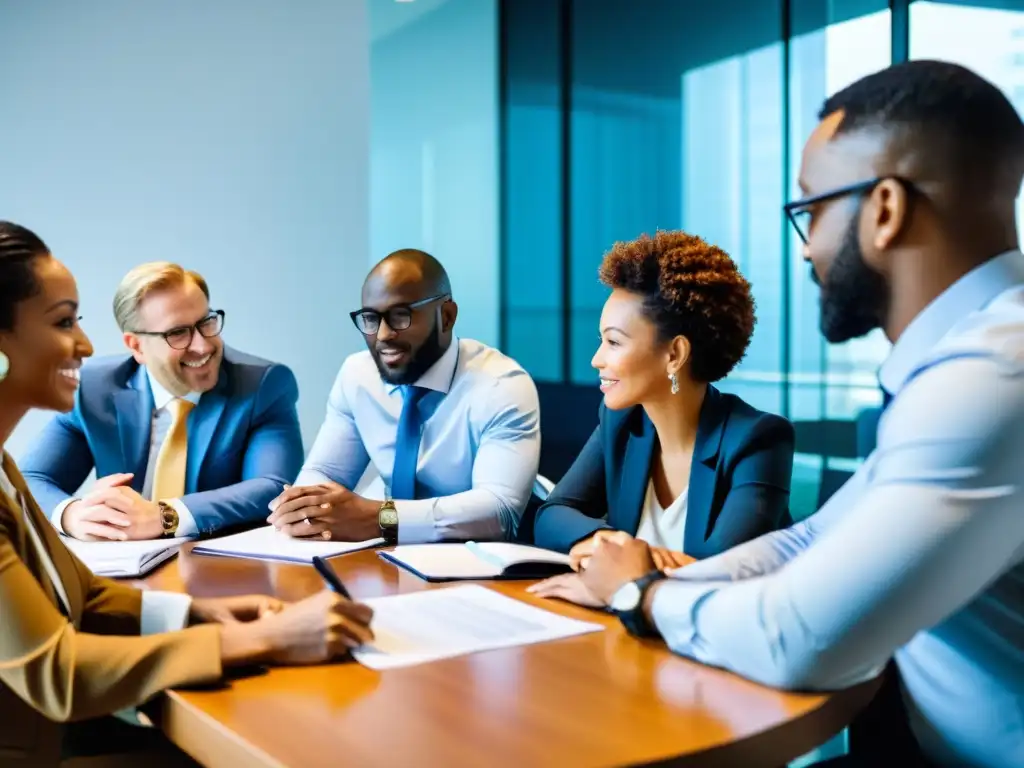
top-left (312, 555), bottom-right (352, 600)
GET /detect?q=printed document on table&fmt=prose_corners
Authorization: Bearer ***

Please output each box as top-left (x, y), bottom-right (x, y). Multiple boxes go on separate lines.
top-left (351, 584), bottom-right (604, 670)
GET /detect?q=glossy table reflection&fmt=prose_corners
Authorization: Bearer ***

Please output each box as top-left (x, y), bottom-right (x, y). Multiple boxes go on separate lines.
top-left (142, 545), bottom-right (878, 768)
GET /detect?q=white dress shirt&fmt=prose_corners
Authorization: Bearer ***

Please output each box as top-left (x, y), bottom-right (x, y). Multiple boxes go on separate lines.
top-left (647, 251), bottom-right (1024, 768)
top-left (634, 480), bottom-right (689, 549)
top-left (51, 369), bottom-right (201, 538)
top-left (296, 337), bottom-right (541, 543)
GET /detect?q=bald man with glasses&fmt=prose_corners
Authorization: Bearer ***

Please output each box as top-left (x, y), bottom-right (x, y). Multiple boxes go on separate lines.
top-left (21, 261), bottom-right (303, 541)
top-left (268, 249), bottom-right (541, 546)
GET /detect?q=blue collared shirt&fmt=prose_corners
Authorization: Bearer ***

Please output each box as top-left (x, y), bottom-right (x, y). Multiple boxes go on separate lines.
top-left (648, 251), bottom-right (1024, 767)
top-left (295, 337), bottom-right (541, 543)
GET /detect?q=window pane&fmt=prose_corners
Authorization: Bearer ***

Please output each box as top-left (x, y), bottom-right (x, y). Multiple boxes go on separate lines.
top-left (568, 0), bottom-right (785, 390)
top-left (370, 0), bottom-right (499, 346)
top-left (788, 1), bottom-right (891, 516)
top-left (503, 0), bottom-right (563, 381)
top-left (910, 0), bottom-right (1024, 236)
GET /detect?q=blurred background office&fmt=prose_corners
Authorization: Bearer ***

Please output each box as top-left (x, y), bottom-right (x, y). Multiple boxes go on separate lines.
top-left (2, 0), bottom-right (1023, 521)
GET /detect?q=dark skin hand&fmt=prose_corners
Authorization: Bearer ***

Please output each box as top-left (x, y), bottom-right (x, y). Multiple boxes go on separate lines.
top-left (579, 535), bottom-right (658, 604)
top-left (267, 482), bottom-right (380, 541)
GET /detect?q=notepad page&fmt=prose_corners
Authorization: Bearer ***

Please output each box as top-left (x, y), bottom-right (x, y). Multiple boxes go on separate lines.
top-left (62, 536), bottom-right (189, 577)
top-left (352, 584), bottom-right (604, 669)
top-left (476, 543), bottom-right (572, 567)
top-left (383, 544), bottom-right (505, 579)
top-left (192, 525), bottom-right (383, 563)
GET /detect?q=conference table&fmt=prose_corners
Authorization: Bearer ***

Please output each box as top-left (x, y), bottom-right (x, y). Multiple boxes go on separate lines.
top-left (141, 545), bottom-right (879, 768)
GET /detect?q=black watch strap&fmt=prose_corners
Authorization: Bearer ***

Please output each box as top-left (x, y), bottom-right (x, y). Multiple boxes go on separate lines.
top-left (616, 570), bottom-right (667, 637)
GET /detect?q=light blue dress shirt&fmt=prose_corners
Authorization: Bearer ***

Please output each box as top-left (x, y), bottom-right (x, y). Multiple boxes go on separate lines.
top-left (295, 337), bottom-right (541, 543)
top-left (648, 251), bottom-right (1024, 768)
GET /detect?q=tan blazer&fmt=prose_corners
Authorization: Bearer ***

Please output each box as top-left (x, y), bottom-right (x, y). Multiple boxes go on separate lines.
top-left (0, 453), bottom-right (222, 767)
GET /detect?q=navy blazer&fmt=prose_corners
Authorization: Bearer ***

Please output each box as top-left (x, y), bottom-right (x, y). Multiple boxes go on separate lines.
top-left (533, 386), bottom-right (795, 560)
top-left (20, 347), bottom-right (304, 535)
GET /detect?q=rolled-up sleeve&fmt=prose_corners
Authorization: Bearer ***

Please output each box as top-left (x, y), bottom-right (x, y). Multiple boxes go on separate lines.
top-left (649, 354), bottom-right (1024, 691)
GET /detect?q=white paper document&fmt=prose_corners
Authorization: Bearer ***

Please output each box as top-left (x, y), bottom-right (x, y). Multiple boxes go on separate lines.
top-left (352, 584), bottom-right (604, 670)
top-left (62, 536), bottom-right (189, 578)
top-left (191, 525), bottom-right (383, 564)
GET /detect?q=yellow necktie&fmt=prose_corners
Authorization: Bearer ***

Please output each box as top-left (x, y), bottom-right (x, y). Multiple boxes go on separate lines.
top-left (151, 398), bottom-right (194, 502)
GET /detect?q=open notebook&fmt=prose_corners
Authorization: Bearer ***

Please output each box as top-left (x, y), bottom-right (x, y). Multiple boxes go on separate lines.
top-left (191, 525), bottom-right (383, 564)
top-left (62, 536), bottom-right (190, 578)
top-left (380, 542), bottom-right (572, 582)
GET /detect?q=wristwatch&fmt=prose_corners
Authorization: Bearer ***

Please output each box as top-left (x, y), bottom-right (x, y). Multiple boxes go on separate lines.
top-left (158, 501), bottom-right (179, 537)
top-left (378, 499), bottom-right (399, 546)
top-left (609, 570), bottom-right (667, 637)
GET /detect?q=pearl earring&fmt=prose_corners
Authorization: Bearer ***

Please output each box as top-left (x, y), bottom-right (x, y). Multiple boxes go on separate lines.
top-left (669, 372), bottom-right (679, 395)
top-left (0, 350), bottom-right (8, 382)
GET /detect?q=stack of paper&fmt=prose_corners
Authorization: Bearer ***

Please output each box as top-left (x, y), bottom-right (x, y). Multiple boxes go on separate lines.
top-left (352, 584), bottom-right (604, 669)
top-left (62, 536), bottom-right (190, 578)
top-left (191, 525), bottom-right (383, 564)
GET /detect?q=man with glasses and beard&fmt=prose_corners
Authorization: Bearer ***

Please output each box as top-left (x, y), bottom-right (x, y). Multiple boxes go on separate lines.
top-left (560, 61), bottom-right (1024, 767)
top-left (268, 249), bottom-right (540, 546)
top-left (21, 261), bottom-right (304, 541)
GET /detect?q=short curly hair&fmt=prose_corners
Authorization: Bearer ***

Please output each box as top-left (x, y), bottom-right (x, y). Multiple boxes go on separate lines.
top-left (598, 230), bottom-right (755, 383)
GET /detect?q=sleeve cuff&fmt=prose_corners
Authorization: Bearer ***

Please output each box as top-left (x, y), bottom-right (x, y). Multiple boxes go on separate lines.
top-left (395, 499), bottom-right (440, 544)
top-left (51, 498), bottom-right (77, 534)
top-left (140, 590), bottom-right (193, 635)
top-left (164, 498), bottom-right (198, 538)
top-left (649, 578), bottom-right (717, 647)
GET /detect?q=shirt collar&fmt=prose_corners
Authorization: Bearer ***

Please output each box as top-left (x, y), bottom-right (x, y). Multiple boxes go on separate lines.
top-left (145, 367), bottom-right (201, 410)
top-left (879, 249), bottom-right (1024, 395)
top-left (385, 337), bottom-right (460, 396)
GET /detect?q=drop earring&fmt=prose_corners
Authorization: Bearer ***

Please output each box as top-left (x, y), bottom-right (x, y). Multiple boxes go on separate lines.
top-left (668, 372), bottom-right (679, 395)
top-left (0, 350), bottom-right (8, 382)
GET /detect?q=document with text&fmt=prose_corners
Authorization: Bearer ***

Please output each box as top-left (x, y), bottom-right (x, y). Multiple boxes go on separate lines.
top-left (351, 584), bottom-right (604, 670)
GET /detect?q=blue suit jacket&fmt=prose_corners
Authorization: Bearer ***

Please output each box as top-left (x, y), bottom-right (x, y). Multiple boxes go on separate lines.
top-left (19, 347), bottom-right (304, 535)
top-left (533, 387), bottom-right (795, 559)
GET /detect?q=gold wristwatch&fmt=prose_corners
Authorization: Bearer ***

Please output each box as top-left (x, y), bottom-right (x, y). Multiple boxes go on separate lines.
top-left (378, 499), bottom-right (399, 546)
top-left (158, 501), bottom-right (179, 537)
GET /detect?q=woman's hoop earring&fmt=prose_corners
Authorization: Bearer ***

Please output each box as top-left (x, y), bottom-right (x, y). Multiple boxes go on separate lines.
top-left (0, 350), bottom-right (8, 383)
top-left (669, 372), bottom-right (679, 395)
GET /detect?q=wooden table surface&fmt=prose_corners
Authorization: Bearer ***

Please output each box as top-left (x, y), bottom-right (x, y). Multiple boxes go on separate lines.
top-left (142, 545), bottom-right (878, 768)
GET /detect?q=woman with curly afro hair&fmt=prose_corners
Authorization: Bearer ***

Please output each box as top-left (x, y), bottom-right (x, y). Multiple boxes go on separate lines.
top-left (530, 230), bottom-right (795, 609)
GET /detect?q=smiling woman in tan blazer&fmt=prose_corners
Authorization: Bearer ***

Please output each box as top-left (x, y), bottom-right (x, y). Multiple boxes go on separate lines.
top-left (0, 222), bottom-right (376, 767)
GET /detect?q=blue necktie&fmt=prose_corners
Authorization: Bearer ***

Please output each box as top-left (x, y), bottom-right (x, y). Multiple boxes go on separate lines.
top-left (391, 385), bottom-right (428, 500)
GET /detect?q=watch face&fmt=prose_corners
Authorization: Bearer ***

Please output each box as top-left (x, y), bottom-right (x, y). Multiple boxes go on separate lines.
top-left (610, 582), bottom-right (641, 612)
top-left (379, 508), bottom-right (399, 527)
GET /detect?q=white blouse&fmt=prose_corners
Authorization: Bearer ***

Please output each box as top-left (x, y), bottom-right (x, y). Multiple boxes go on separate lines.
top-left (634, 478), bottom-right (689, 550)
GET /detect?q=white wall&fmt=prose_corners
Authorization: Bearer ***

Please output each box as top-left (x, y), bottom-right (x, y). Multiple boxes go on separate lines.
top-left (0, 0), bottom-right (370, 458)
top-left (369, 0), bottom-right (499, 346)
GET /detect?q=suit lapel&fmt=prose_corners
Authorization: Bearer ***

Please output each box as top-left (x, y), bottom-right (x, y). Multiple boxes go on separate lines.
top-left (187, 365), bottom-right (229, 493)
top-left (114, 366), bottom-right (154, 495)
top-left (683, 386), bottom-right (728, 553)
top-left (2, 454), bottom-right (83, 621)
top-left (618, 409), bottom-right (656, 536)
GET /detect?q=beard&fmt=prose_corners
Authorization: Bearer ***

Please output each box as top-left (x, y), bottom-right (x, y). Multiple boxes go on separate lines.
top-left (372, 321), bottom-right (446, 386)
top-left (817, 216), bottom-right (888, 344)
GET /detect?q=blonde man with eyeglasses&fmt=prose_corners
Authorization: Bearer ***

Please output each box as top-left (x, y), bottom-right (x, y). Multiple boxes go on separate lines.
top-left (21, 261), bottom-right (303, 541)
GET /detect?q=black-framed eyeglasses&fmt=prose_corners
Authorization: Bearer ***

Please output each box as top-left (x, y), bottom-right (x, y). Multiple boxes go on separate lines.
top-left (784, 177), bottom-right (903, 244)
top-left (349, 294), bottom-right (449, 336)
top-left (130, 309), bottom-right (225, 350)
